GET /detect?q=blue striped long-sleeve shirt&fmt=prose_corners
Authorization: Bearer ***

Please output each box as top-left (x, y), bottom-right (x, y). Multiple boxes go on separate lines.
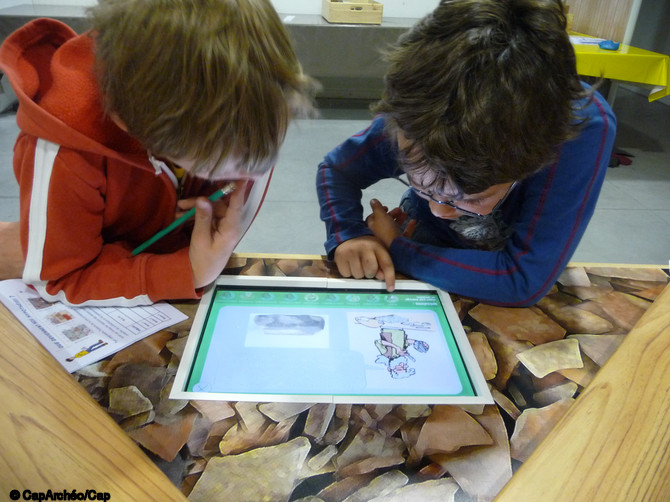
top-left (316, 90), bottom-right (616, 306)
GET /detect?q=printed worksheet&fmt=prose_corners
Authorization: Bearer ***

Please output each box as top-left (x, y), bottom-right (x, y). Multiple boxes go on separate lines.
top-left (0, 279), bottom-right (187, 372)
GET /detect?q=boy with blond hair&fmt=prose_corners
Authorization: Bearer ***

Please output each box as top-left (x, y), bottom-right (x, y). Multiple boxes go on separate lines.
top-left (0, 0), bottom-right (314, 305)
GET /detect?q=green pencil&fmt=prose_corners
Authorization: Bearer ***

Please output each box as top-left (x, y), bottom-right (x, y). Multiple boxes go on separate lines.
top-left (131, 182), bottom-right (236, 256)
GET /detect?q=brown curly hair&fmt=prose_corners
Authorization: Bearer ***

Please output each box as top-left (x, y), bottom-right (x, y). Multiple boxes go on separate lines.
top-left (373, 0), bottom-right (586, 194)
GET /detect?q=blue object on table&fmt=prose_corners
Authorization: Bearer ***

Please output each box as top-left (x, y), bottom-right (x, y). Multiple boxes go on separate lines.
top-left (599, 40), bottom-right (621, 51)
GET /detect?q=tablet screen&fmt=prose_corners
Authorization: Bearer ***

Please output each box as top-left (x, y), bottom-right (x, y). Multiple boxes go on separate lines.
top-left (172, 277), bottom-right (492, 404)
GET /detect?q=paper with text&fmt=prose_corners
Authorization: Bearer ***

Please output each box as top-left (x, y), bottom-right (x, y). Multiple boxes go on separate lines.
top-left (0, 279), bottom-right (188, 372)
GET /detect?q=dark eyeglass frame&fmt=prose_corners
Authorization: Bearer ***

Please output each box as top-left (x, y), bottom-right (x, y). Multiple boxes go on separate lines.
top-left (396, 176), bottom-right (517, 217)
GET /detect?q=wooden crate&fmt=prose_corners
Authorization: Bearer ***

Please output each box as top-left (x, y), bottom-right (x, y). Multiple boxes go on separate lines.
top-left (321, 0), bottom-right (383, 25)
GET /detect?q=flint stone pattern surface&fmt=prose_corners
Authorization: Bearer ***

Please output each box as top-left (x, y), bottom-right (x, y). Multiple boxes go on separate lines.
top-left (72, 259), bottom-right (667, 500)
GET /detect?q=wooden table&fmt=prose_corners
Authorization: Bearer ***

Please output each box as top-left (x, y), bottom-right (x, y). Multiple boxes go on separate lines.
top-left (496, 278), bottom-right (670, 501)
top-left (1, 255), bottom-right (669, 500)
top-left (0, 298), bottom-right (187, 499)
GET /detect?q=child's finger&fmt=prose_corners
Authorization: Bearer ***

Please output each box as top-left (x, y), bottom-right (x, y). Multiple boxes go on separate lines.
top-left (369, 198), bottom-right (389, 214)
top-left (388, 207), bottom-right (403, 218)
top-left (374, 249), bottom-right (396, 292)
top-left (192, 197), bottom-right (214, 240)
top-left (176, 198), bottom-right (198, 217)
top-left (388, 207), bottom-right (406, 226)
top-left (228, 180), bottom-right (248, 209)
top-left (403, 219), bottom-right (417, 238)
top-left (213, 180), bottom-right (246, 221)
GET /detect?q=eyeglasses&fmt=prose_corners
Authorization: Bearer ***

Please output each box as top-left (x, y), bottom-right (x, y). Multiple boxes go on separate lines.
top-left (396, 176), bottom-right (517, 217)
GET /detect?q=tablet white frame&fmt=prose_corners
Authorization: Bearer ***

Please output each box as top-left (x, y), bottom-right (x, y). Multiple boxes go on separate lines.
top-left (171, 275), bottom-right (492, 405)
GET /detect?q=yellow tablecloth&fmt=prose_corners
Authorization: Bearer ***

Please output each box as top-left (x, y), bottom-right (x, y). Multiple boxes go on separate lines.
top-left (572, 35), bottom-right (670, 101)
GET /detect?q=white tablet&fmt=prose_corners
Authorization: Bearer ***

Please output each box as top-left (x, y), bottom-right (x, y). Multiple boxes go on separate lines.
top-left (171, 275), bottom-right (493, 405)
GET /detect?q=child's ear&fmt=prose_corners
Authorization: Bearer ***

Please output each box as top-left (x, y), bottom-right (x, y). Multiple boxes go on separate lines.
top-left (109, 113), bottom-right (128, 132)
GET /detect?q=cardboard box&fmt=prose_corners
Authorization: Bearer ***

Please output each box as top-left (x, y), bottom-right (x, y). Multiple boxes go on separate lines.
top-left (321, 0), bottom-right (383, 25)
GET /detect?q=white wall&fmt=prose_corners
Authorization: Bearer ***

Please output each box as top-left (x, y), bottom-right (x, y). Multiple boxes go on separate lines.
top-left (0, 0), bottom-right (439, 18)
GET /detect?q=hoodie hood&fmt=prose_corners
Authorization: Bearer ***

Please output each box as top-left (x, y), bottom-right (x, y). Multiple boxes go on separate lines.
top-left (0, 18), bottom-right (147, 165)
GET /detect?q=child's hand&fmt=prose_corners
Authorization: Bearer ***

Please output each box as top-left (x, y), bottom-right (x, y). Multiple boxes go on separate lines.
top-left (177, 195), bottom-right (230, 220)
top-left (333, 235), bottom-right (396, 292)
top-left (188, 181), bottom-right (247, 289)
top-left (175, 197), bottom-right (197, 219)
top-left (366, 199), bottom-right (415, 247)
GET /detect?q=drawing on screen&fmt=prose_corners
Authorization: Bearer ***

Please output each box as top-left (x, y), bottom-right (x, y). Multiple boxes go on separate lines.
top-left (354, 314), bottom-right (431, 379)
top-left (253, 314), bottom-right (325, 336)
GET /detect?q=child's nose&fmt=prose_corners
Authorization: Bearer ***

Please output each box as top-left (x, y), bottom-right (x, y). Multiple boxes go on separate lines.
top-left (429, 200), bottom-right (461, 219)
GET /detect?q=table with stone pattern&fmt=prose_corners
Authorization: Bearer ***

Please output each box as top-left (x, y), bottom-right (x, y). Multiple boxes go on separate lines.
top-left (2, 254), bottom-right (669, 501)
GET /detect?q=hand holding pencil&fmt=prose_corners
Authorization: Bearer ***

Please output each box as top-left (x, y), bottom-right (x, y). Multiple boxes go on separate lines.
top-left (189, 180), bottom-right (248, 289)
top-left (132, 182), bottom-right (237, 255)
top-left (133, 180), bottom-right (248, 290)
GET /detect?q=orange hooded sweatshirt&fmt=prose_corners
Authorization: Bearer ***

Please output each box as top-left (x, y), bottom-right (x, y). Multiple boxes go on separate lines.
top-left (0, 19), bottom-right (270, 306)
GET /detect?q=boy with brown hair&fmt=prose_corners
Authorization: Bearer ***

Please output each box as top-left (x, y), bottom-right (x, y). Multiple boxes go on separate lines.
top-left (0, 0), bottom-right (314, 305)
top-left (317, 0), bottom-right (616, 306)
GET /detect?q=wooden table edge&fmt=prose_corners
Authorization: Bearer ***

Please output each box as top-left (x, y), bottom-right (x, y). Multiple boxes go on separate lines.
top-left (495, 280), bottom-right (670, 501)
top-left (0, 297), bottom-right (188, 498)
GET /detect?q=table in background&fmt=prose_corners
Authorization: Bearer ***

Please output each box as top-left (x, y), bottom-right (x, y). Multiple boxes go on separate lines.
top-left (572, 34), bottom-right (670, 102)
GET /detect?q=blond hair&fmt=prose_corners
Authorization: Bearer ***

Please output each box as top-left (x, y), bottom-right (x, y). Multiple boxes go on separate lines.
top-left (89, 0), bottom-right (315, 175)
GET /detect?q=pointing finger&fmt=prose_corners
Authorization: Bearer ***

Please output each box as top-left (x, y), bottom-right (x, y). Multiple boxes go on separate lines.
top-left (370, 199), bottom-right (388, 214)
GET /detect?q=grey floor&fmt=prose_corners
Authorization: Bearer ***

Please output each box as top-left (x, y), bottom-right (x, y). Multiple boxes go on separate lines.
top-left (1, 86), bottom-right (669, 265)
